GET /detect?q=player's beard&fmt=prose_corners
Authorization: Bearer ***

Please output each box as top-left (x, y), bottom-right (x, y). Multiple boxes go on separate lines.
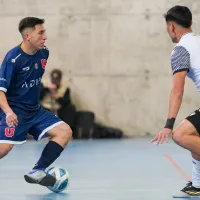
top-left (171, 36), bottom-right (178, 43)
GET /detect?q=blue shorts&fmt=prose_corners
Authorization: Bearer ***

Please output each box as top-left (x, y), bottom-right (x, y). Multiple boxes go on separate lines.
top-left (0, 107), bottom-right (64, 144)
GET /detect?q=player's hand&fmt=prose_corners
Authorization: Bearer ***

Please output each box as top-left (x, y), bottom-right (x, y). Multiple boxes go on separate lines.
top-left (151, 128), bottom-right (172, 145)
top-left (51, 93), bottom-right (61, 100)
top-left (6, 112), bottom-right (18, 127)
top-left (48, 83), bottom-right (57, 90)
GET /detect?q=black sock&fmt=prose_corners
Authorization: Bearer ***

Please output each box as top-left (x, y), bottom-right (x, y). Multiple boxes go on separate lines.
top-left (33, 141), bottom-right (64, 170)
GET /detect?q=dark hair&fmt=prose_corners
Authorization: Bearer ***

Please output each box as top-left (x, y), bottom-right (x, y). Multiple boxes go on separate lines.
top-left (18, 17), bottom-right (45, 33)
top-left (164, 5), bottom-right (192, 28)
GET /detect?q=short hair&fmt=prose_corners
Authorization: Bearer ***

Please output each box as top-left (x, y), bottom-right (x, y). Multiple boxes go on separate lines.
top-left (164, 5), bottom-right (192, 28)
top-left (18, 17), bottom-right (45, 34)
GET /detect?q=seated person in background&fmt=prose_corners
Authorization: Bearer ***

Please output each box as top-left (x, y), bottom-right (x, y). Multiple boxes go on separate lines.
top-left (40, 69), bottom-right (76, 129)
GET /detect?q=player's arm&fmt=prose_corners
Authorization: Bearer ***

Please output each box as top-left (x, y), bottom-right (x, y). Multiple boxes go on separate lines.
top-left (0, 58), bottom-right (18, 127)
top-left (0, 91), bottom-right (13, 114)
top-left (166, 71), bottom-right (187, 125)
top-left (151, 46), bottom-right (190, 145)
top-left (164, 46), bottom-right (190, 129)
top-left (0, 91), bottom-right (18, 127)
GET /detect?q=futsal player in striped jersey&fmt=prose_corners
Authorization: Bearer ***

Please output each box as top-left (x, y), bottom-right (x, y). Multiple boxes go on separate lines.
top-left (152, 5), bottom-right (200, 197)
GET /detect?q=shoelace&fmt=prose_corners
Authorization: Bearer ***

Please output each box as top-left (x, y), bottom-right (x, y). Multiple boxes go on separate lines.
top-left (182, 182), bottom-right (193, 191)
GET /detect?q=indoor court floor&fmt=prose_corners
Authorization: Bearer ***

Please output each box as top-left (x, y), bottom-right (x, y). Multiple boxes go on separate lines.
top-left (0, 137), bottom-right (194, 200)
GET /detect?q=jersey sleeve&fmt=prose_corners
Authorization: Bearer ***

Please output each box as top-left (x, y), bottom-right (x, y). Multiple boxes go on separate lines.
top-left (41, 46), bottom-right (49, 60)
top-left (0, 58), bottom-right (16, 92)
top-left (171, 46), bottom-right (190, 75)
top-left (47, 48), bottom-right (49, 60)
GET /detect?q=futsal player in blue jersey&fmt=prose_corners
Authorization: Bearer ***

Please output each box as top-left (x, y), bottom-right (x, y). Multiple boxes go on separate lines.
top-left (0, 17), bottom-right (72, 187)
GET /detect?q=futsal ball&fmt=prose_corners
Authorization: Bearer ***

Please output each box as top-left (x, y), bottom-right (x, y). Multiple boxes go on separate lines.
top-left (46, 167), bottom-right (69, 193)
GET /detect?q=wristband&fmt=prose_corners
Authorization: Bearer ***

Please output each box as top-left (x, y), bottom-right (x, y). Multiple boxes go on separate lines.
top-left (164, 118), bottom-right (175, 130)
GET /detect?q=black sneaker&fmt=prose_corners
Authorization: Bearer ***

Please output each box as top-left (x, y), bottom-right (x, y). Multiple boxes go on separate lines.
top-left (173, 182), bottom-right (200, 198)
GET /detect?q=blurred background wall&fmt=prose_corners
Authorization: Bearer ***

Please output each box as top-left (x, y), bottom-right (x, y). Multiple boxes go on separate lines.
top-left (1, 0), bottom-right (200, 137)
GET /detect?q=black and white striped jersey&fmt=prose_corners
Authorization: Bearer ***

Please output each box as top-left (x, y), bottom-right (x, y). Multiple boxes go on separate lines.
top-left (171, 33), bottom-right (200, 91)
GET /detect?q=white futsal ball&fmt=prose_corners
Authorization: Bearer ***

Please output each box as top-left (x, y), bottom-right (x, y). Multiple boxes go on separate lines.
top-left (46, 167), bottom-right (69, 193)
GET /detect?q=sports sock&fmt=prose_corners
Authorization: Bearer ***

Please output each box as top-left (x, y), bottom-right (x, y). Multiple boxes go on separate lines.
top-left (33, 141), bottom-right (64, 170)
top-left (192, 158), bottom-right (200, 188)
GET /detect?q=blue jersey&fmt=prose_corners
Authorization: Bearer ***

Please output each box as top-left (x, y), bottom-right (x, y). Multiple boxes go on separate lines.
top-left (0, 45), bottom-right (49, 114)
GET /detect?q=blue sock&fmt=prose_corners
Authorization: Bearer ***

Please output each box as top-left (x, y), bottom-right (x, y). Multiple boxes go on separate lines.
top-left (33, 141), bottom-right (64, 170)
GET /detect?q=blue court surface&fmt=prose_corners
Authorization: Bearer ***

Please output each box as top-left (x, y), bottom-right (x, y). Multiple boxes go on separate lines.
top-left (0, 137), bottom-right (192, 200)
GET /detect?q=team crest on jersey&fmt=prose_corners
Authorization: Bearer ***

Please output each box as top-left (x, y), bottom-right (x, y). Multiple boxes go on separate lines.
top-left (5, 127), bottom-right (15, 137)
top-left (41, 59), bottom-right (47, 69)
top-left (35, 63), bottom-right (38, 69)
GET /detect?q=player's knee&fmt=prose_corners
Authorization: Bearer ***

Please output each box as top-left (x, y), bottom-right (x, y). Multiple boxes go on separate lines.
top-left (60, 124), bottom-right (72, 142)
top-left (0, 144), bottom-right (14, 159)
top-left (172, 130), bottom-right (185, 145)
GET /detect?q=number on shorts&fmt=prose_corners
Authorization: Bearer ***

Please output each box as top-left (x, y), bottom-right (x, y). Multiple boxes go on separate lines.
top-left (5, 127), bottom-right (15, 137)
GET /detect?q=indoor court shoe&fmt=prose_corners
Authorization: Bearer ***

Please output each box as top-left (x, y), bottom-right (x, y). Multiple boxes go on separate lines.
top-left (24, 168), bottom-right (56, 187)
top-left (173, 182), bottom-right (200, 198)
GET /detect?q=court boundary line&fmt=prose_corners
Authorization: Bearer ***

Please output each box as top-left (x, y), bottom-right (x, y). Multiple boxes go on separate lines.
top-left (164, 154), bottom-right (191, 182)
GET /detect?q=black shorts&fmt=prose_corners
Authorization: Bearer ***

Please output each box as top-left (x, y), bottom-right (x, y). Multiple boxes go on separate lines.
top-left (186, 108), bottom-right (200, 134)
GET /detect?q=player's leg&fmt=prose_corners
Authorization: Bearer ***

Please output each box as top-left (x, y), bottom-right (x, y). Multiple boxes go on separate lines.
top-left (173, 119), bottom-right (200, 155)
top-left (0, 144), bottom-right (14, 159)
top-left (24, 108), bottom-right (72, 186)
top-left (172, 109), bottom-right (200, 197)
top-left (46, 122), bottom-right (72, 147)
top-left (0, 113), bottom-right (28, 159)
top-left (32, 122), bottom-right (71, 170)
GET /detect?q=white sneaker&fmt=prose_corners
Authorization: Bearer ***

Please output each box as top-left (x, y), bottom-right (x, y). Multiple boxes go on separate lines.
top-left (24, 168), bottom-right (56, 186)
